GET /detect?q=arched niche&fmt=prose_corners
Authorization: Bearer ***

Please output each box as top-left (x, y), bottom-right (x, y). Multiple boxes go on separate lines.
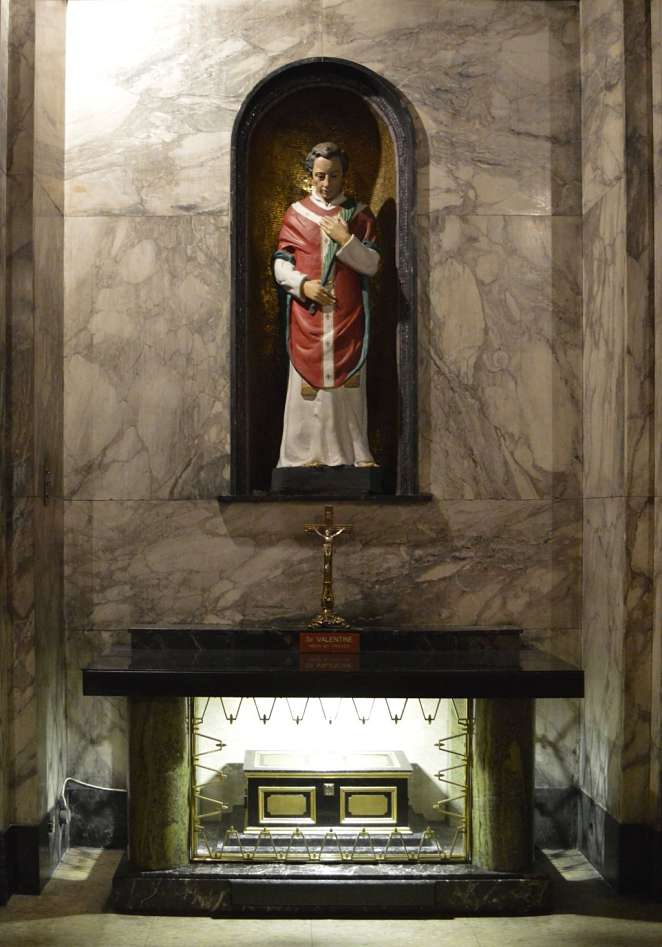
top-left (230, 58), bottom-right (417, 496)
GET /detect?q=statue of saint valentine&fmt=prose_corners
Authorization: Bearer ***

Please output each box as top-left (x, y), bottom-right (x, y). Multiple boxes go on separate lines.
top-left (273, 142), bottom-right (380, 469)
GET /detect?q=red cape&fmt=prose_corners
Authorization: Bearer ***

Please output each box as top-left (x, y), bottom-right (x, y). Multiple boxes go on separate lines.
top-left (277, 196), bottom-right (376, 389)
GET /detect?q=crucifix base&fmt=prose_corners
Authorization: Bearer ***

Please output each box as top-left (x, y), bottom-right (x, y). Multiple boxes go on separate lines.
top-left (271, 465), bottom-right (383, 496)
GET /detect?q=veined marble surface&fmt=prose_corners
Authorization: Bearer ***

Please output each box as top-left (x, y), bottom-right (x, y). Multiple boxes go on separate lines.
top-left (64, 215), bottom-right (230, 499)
top-left (61, 0), bottom-right (585, 805)
top-left (580, 0), bottom-right (657, 829)
top-left (4, 0), bottom-right (67, 827)
top-left (581, 497), bottom-right (654, 822)
top-left (63, 497), bottom-right (581, 632)
top-left (653, 496), bottom-right (662, 828)
top-left (64, 0), bottom-right (580, 218)
top-left (580, 0), bottom-right (625, 215)
top-left (65, 0), bottom-right (323, 216)
top-left (323, 0), bottom-right (581, 216)
top-left (654, 0), bottom-right (662, 503)
top-left (621, 496), bottom-right (654, 824)
top-left (10, 498), bottom-right (39, 824)
top-left (582, 180), bottom-right (626, 499)
top-left (420, 213), bottom-right (581, 500)
top-left (34, 1), bottom-right (65, 214)
top-left (7, 0), bottom-right (35, 178)
top-left (64, 210), bottom-right (581, 502)
top-left (650, 0), bottom-right (662, 833)
top-left (35, 211), bottom-right (64, 496)
top-left (525, 626), bottom-right (580, 788)
top-left (66, 627), bottom-right (128, 788)
top-left (623, 0), bottom-right (655, 501)
top-left (581, 497), bottom-right (625, 815)
top-left (0, 0), bottom-right (9, 177)
top-left (8, 171), bottom-right (36, 499)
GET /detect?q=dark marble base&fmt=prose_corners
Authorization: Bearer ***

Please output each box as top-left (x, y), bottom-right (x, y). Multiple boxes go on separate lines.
top-left (111, 857), bottom-right (551, 917)
top-left (7, 826), bottom-right (40, 895)
top-left (0, 830), bottom-right (10, 905)
top-left (578, 790), bottom-right (654, 894)
top-left (68, 783), bottom-right (128, 849)
top-left (0, 807), bottom-right (64, 899)
top-left (271, 465), bottom-right (383, 496)
top-left (534, 787), bottom-right (579, 850)
top-left (64, 786), bottom-right (580, 855)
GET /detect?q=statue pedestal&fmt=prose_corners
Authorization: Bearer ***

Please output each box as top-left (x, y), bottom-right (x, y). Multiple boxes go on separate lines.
top-left (271, 465), bottom-right (383, 496)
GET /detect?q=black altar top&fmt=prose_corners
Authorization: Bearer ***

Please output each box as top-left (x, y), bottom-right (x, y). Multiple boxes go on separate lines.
top-left (82, 625), bottom-right (583, 699)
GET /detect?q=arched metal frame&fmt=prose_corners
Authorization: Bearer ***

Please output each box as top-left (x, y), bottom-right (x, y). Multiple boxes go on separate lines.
top-left (230, 58), bottom-right (417, 496)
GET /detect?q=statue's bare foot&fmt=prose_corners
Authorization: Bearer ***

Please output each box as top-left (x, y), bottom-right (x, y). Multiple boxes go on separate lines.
top-left (303, 460), bottom-right (323, 468)
top-left (356, 461), bottom-right (379, 468)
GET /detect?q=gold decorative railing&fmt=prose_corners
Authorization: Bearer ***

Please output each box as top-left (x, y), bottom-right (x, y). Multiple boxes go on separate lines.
top-left (190, 696), bottom-right (472, 864)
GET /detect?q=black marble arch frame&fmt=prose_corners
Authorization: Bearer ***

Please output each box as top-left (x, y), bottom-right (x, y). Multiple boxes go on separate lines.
top-left (230, 58), bottom-right (418, 496)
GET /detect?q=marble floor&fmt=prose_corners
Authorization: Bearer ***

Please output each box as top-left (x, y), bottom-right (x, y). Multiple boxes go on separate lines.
top-left (1, 848), bottom-right (662, 946)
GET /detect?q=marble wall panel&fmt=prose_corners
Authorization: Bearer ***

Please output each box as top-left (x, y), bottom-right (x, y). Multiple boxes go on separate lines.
top-left (63, 497), bottom-right (581, 632)
top-left (34, 1), bottom-right (65, 214)
top-left (65, 627), bottom-right (128, 789)
top-left (623, 0), bottom-right (655, 501)
top-left (581, 496), bottom-right (654, 823)
top-left (0, 0), bottom-right (8, 826)
top-left (64, 215), bottom-right (230, 499)
top-left (0, 0), bottom-right (9, 175)
top-left (580, 0), bottom-right (625, 215)
top-left (655, 0), bottom-right (662, 504)
top-left (581, 497), bottom-right (625, 816)
top-left (63, 499), bottom-right (93, 633)
top-left (0, 0), bottom-right (9, 828)
top-left (34, 497), bottom-right (66, 813)
top-left (7, 171), bottom-right (35, 498)
top-left (525, 627), bottom-right (580, 789)
top-left (653, 497), bottom-right (662, 828)
top-left (419, 213), bottom-right (581, 500)
top-left (9, 498), bottom-right (39, 824)
top-left (35, 211), bottom-right (64, 497)
top-left (0, 610), bottom-right (10, 828)
top-left (621, 496), bottom-right (654, 823)
top-left (582, 180), bottom-right (626, 499)
top-left (323, 0), bottom-right (581, 216)
top-left (650, 0), bottom-right (662, 833)
top-left (65, 0), bottom-right (323, 216)
top-left (7, 0), bottom-right (34, 178)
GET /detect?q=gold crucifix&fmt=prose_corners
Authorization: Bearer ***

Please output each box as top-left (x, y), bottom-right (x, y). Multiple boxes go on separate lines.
top-left (304, 506), bottom-right (353, 630)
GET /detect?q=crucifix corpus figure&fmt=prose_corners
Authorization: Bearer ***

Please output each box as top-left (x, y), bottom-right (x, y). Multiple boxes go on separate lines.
top-left (273, 141), bottom-right (380, 469)
top-left (304, 506), bottom-right (352, 629)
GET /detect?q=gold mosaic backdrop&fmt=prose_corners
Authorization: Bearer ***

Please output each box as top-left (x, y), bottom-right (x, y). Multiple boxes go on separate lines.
top-left (246, 87), bottom-right (398, 489)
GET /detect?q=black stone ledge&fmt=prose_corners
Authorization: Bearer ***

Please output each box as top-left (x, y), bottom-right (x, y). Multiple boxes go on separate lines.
top-left (84, 659), bottom-right (583, 699)
top-left (129, 624), bottom-right (525, 652)
top-left (218, 493), bottom-right (433, 503)
top-left (111, 856), bottom-right (551, 917)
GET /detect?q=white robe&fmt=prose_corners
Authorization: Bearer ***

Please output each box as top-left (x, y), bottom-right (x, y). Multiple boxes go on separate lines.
top-left (274, 191), bottom-right (380, 468)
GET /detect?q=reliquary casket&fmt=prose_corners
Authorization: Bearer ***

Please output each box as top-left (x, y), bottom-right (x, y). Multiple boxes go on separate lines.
top-left (244, 749), bottom-right (412, 833)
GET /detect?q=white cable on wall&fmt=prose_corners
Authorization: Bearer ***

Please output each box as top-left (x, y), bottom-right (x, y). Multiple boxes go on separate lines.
top-left (59, 776), bottom-right (127, 823)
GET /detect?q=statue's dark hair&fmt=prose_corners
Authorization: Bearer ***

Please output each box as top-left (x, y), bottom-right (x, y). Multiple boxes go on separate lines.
top-left (304, 141), bottom-right (349, 175)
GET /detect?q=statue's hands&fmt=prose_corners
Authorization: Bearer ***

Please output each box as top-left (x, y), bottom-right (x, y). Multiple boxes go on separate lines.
top-left (320, 215), bottom-right (351, 247)
top-left (302, 279), bottom-right (335, 308)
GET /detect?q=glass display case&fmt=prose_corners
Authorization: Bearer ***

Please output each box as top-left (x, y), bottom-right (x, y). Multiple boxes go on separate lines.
top-left (191, 696), bottom-right (471, 863)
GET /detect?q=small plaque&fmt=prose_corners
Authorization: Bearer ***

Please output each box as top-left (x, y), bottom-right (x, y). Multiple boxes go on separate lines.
top-left (299, 653), bottom-right (360, 672)
top-left (300, 631), bottom-right (360, 653)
